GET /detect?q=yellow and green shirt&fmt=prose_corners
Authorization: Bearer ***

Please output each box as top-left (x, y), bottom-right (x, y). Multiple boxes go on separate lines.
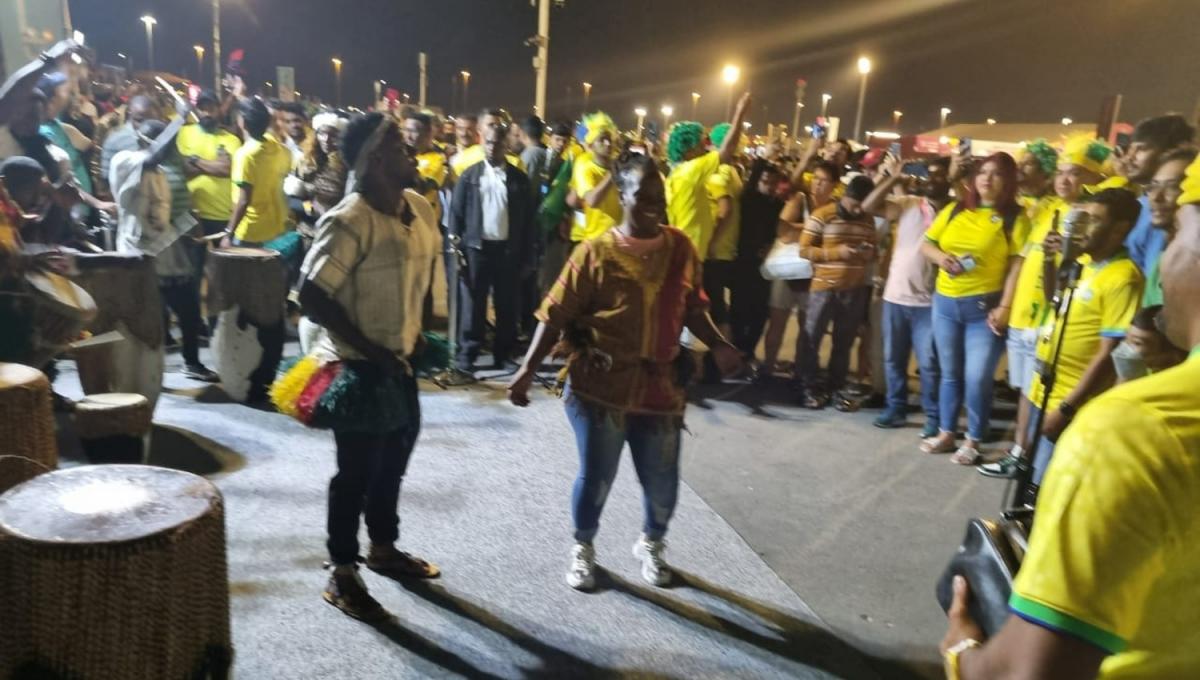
top-left (705, 163), bottom-right (743, 261)
top-left (570, 152), bottom-right (622, 242)
top-left (230, 135), bottom-right (292, 243)
top-left (1027, 253), bottom-right (1142, 412)
top-left (667, 150), bottom-right (721, 256)
top-left (451, 144), bottom-right (525, 177)
top-left (924, 202), bottom-right (1026, 298)
top-left (1011, 348), bottom-right (1200, 678)
top-left (416, 147), bottom-right (448, 224)
top-left (1010, 195), bottom-right (1067, 330)
top-left (176, 124), bottom-right (242, 221)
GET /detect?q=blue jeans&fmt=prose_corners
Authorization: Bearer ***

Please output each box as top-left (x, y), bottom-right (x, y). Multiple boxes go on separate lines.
top-left (882, 301), bottom-right (939, 425)
top-left (932, 292), bottom-right (1005, 441)
top-left (564, 391), bottom-right (681, 543)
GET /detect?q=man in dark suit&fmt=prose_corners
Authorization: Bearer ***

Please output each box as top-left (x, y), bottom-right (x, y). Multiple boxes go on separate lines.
top-left (449, 111), bottom-right (535, 370)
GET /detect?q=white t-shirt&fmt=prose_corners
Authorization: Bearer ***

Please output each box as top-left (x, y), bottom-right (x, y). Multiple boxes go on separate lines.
top-left (479, 161), bottom-right (509, 241)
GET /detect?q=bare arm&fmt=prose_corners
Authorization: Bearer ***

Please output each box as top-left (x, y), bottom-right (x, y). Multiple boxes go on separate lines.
top-left (862, 174), bottom-right (904, 219)
top-left (788, 137), bottom-right (822, 191)
top-left (987, 255), bottom-right (1024, 335)
top-left (0, 41), bottom-right (74, 123)
top-left (954, 617), bottom-right (1105, 680)
top-left (225, 185), bottom-right (252, 236)
top-left (582, 171), bottom-right (615, 209)
top-left (718, 93), bottom-right (752, 166)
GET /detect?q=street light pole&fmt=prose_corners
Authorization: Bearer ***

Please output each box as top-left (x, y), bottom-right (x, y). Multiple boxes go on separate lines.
top-left (212, 0), bottom-right (222, 93)
top-left (461, 71), bottom-right (471, 111)
top-left (661, 105), bottom-right (673, 131)
top-left (140, 15), bottom-right (157, 73)
top-left (722, 64), bottom-right (740, 119)
top-left (193, 45), bottom-right (205, 82)
top-left (940, 107), bottom-right (951, 129)
top-left (691, 92), bottom-right (700, 120)
top-left (853, 56), bottom-right (871, 142)
top-left (634, 107), bottom-right (647, 134)
top-left (892, 110), bottom-right (903, 130)
top-left (332, 58), bottom-right (343, 107)
top-left (792, 102), bottom-right (804, 143)
top-left (582, 81), bottom-right (592, 113)
top-left (821, 93), bottom-right (831, 119)
top-left (534, 0), bottom-right (550, 116)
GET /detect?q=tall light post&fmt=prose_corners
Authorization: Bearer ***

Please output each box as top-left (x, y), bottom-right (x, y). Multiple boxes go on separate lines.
top-left (892, 109), bottom-right (903, 129)
top-left (461, 71), bottom-right (471, 111)
top-left (1061, 117), bottom-right (1073, 126)
top-left (987, 118), bottom-right (997, 126)
top-left (660, 104), bottom-right (674, 131)
top-left (940, 107), bottom-right (951, 128)
top-left (634, 107), bottom-right (647, 134)
top-left (117, 52), bottom-right (132, 74)
top-left (193, 45), bottom-right (205, 81)
top-left (331, 57), bottom-right (343, 107)
top-left (853, 56), bottom-right (871, 142)
top-left (582, 81), bottom-right (592, 112)
top-left (722, 64), bottom-right (740, 119)
top-left (821, 93), bottom-right (831, 119)
top-left (791, 102), bottom-right (804, 144)
top-left (140, 15), bottom-right (157, 73)
top-left (691, 92), bottom-right (701, 120)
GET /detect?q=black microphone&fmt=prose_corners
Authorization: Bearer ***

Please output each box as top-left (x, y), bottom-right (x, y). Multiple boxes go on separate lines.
top-left (1057, 208), bottom-right (1086, 289)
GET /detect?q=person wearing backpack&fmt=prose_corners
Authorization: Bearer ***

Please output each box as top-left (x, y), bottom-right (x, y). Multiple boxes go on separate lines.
top-left (919, 152), bottom-right (1029, 464)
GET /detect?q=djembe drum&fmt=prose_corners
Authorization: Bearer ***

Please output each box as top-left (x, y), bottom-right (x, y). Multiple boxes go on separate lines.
top-left (25, 269), bottom-right (97, 368)
top-left (73, 393), bottom-right (153, 464)
top-left (208, 247), bottom-right (287, 402)
top-left (72, 252), bottom-right (164, 411)
top-left (0, 363), bottom-right (56, 492)
top-left (0, 465), bottom-right (232, 680)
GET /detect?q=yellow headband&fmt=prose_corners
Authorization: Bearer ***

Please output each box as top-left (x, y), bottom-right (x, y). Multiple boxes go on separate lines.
top-left (1179, 153), bottom-right (1200, 206)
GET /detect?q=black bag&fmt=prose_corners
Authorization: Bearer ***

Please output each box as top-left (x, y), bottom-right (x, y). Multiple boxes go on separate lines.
top-left (935, 510), bottom-right (1031, 637)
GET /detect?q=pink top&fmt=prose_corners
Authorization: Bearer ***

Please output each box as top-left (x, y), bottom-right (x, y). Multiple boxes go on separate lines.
top-left (882, 195), bottom-right (938, 307)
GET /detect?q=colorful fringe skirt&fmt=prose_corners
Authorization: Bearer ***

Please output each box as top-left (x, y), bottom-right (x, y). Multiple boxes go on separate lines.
top-left (270, 356), bottom-right (418, 434)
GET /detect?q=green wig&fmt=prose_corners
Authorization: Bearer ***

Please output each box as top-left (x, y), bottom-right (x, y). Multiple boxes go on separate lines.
top-left (709, 122), bottom-right (732, 149)
top-left (1023, 139), bottom-right (1059, 176)
top-left (667, 121), bottom-right (706, 164)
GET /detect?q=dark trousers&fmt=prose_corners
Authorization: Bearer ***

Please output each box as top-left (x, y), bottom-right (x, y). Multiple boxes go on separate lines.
top-left (702, 259), bottom-right (736, 326)
top-left (247, 320), bottom-right (285, 400)
top-left (730, 259), bottom-right (770, 355)
top-left (457, 241), bottom-right (519, 366)
top-left (519, 269), bottom-right (539, 337)
top-left (327, 377), bottom-right (421, 566)
top-left (160, 278), bottom-right (204, 366)
top-left (799, 287), bottom-right (869, 391)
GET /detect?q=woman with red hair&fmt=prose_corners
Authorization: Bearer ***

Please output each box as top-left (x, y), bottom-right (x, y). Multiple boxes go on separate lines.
top-left (919, 153), bottom-right (1028, 464)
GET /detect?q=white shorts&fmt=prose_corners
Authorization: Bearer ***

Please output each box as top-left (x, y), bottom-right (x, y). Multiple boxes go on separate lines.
top-left (769, 278), bottom-right (812, 312)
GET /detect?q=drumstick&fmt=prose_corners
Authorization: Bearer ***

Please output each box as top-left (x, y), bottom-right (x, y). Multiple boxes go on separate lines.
top-left (155, 76), bottom-right (199, 124)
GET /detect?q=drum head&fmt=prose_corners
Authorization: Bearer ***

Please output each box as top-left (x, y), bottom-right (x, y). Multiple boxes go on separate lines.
top-left (0, 465), bottom-right (218, 544)
top-left (0, 363), bottom-right (47, 390)
top-left (76, 393), bottom-right (150, 413)
top-left (214, 246), bottom-right (277, 260)
top-left (25, 271), bottom-right (98, 319)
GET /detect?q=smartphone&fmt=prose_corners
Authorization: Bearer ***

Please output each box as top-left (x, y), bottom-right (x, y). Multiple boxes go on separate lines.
top-left (888, 142), bottom-right (902, 159)
top-left (1115, 131), bottom-right (1132, 153)
top-left (959, 253), bottom-right (977, 273)
top-left (959, 137), bottom-right (973, 158)
top-left (811, 121), bottom-right (826, 139)
top-left (902, 161), bottom-right (930, 178)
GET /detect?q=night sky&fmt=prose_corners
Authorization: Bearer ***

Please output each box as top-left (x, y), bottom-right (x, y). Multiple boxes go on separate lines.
top-left (70, 0), bottom-right (1199, 134)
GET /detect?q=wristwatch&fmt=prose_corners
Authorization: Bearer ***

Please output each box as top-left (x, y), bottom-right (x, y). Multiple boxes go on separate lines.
top-left (1058, 400), bottom-right (1078, 419)
top-left (944, 638), bottom-right (981, 680)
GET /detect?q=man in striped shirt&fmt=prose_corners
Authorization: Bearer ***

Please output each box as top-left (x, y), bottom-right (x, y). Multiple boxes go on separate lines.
top-left (795, 174), bottom-right (878, 408)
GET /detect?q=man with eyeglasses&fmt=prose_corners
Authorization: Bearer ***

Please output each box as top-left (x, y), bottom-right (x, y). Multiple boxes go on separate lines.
top-left (1140, 148), bottom-right (1196, 307)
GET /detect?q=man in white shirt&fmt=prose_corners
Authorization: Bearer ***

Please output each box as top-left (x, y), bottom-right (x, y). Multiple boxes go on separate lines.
top-left (448, 114), bottom-right (535, 370)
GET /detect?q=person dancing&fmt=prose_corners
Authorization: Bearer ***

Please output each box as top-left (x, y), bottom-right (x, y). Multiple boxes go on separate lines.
top-left (507, 152), bottom-right (742, 591)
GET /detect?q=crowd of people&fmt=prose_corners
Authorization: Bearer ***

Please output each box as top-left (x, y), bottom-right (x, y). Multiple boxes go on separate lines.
top-left (1, 40), bottom-right (1198, 679)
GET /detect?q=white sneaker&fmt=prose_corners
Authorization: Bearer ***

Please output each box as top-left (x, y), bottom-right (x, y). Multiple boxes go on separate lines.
top-left (632, 535), bottom-right (672, 587)
top-left (565, 542), bottom-right (596, 591)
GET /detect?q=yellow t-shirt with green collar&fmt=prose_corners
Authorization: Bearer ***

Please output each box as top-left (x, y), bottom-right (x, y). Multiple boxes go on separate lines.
top-left (705, 163), bottom-right (743, 261)
top-left (230, 135), bottom-right (291, 243)
top-left (570, 151), bottom-right (622, 242)
top-left (923, 202), bottom-right (1026, 298)
top-left (1010, 347), bottom-right (1200, 678)
top-left (1010, 195), bottom-right (1068, 330)
top-left (451, 144), bottom-right (525, 178)
top-left (1027, 252), bottom-right (1142, 412)
top-left (176, 123), bottom-right (242, 221)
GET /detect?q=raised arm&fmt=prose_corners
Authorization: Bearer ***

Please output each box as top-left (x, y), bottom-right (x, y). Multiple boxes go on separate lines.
top-left (718, 93), bottom-right (752, 166)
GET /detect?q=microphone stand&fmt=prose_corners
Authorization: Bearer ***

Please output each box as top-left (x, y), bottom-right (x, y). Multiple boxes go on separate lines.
top-left (432, 234), bottom-right (477, 387)
top-left (1008, 255), bottom-right (1082, 509)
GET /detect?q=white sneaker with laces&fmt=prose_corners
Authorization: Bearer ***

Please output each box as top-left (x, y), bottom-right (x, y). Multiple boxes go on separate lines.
top-left (565, 542), bottom-right (596, 591)
top-left (632, 535), bottom-right (672, 587)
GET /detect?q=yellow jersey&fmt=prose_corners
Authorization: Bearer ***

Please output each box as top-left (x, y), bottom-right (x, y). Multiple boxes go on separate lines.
top-left (667, 150), bottom-right (721, 255)
top-left (451, 144), bottom-right (525, 177)
top-left (176, 124), bottom-right (242, 221)
top-left (1011, 348), bottom-right (1200, 678)
top-left (1027, 252), bottom-right (1142, 411)
top-left (230, 135), bottom-right (291, 243)
top-left (924, 202), bottom-right (1026, 298)
top-left (705, 163), bottom-right (743, 261)
top-left (570, 152), bottom-right (622, 242)
top-left (1010, 196), bottom-right (1067, 330)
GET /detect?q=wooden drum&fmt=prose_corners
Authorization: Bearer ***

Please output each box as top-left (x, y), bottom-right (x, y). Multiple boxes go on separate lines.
top-left (74, 393), bottom-right (153, 464)
top-left (25, 270), bottom-right (98, 368)
top-left (72, 252), bottom-right (164, 411)
top-left (208, 247), bottom-right (286, 402)
top-left (0, 363), bottom-right (56, 492)
top-left (0, 465), bottom-right (232, 680)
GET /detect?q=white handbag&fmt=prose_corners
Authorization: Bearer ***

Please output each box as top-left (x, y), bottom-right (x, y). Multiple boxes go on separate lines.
top-left (759, 240), bottom-right (814, 281)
